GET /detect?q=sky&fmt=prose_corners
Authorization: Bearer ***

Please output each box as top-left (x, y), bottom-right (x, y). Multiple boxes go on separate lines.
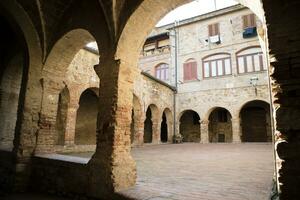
top-left (86, 0), bottom-right (238, 49)
top-left (156, 0), bottom-right (238, 27)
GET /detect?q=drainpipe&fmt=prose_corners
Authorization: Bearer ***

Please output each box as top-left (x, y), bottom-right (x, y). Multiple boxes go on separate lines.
top-left (172, 21), bottom-right (179, 141)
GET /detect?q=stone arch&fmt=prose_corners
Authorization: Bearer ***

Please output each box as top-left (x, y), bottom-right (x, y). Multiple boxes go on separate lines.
top-left (75, 88), bottom-right (99, 145)
top-left (55, 86), bottom-right (70, 146)
top-left (43, 29), bottom-right (96, 80)
top-left (179, 109), bottom-right (201, 143)
top-left (144, 104), bottom-right (159, 144)
top-left (161, 108), bottom-right (173, 143)
top-left (207, 107), bottom-right (233, 143)
top-left (36, 29), bottom-right (99, 151)
top-left (239, 100), bottom-right (271, 142)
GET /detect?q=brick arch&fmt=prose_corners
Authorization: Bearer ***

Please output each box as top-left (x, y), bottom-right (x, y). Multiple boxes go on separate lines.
top-left (204, 106), bottom-right (233, 121)
top-left (178, 109), bottom-right (201, 122)
top-left (179, 109), bottom-right (201, 143)
top-left (43, 29), bottom-right (97, 83)
top-left (236, 98), bottom-right (270, 117)
top-left (74, 87), bottom-right (99, 145)
top-left (206, 107), bottom-right (233, 143)
top-left (239, 100), bottom-right (272, 143)
top-left (0, 0), bottom-right (43, 151)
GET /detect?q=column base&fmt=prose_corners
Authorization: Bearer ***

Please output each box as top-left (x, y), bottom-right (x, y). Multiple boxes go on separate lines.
top-left (87, 152), bottom-right (136, 198)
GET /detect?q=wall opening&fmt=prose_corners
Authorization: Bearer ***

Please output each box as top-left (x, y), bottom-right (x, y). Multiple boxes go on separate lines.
top-left (130, 109), bottom-right (134, 144)
top-left (144, 107), bottom-right (153, 143)
top-left (75, 89), bottom-right (98, 145)
top-left (240, 100), bottom-right (271, 142)
top-left (208, 108), bottom-right (232, 143)
top-left (160, 112), bottom-right (168, 143)
top-left (0, 15), bottom-right (27, 151)
top-left (179, 110), bottom-right (200, 142)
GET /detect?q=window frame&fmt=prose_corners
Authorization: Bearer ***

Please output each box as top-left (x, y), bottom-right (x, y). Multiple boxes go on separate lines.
top-left (236, 46), bottom-right (265, 74)
top-left (202, 53), bottom-right (232, 79)
top-left (208, 23), bottom-right (220, 37)
top-left (155, 63), bottom-right (169, 81)
top-left (183, 59), bottom-right (198, 82)
top-left (242, 14), bottom-right (256, 29)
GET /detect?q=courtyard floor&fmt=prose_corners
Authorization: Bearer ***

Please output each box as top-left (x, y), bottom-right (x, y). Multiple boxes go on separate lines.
top-left (4, 143), bottom-right (274, 200)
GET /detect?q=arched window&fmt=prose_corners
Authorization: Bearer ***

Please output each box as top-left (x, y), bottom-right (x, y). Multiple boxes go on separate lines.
top-left (236, 46), bottom-right (266, 74)
top-left (183, 58), bottom-right (197, 81)
top-left (203, 53), bottom-right (231, 78)
top-left (155, 63), bottom-right (169, 81)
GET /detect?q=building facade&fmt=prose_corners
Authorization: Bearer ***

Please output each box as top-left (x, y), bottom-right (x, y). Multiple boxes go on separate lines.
top-left (137, 5), bottom-right (272, 145)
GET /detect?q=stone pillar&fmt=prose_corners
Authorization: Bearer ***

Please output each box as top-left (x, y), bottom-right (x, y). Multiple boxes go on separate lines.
top-left (232, 117), bottom-right (242, 143)
top-left (200, 119), bottom-right (209, 143)
top-left (152, 119), bottom-right (160, 144)
top-left (87, 56), bottom-right (136, 199)
top-left (64, 102), bottom-right (79, 145)
top-left (36, 79), bottom-right (62, 153)
top-left (133, 115), bottom-right (144, 146)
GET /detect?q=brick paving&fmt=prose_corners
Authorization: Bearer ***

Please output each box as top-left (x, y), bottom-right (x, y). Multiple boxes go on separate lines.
top-left (4, 143), bottom-right (273, 200)
top-left (118, 143), bottom-right (274, 200)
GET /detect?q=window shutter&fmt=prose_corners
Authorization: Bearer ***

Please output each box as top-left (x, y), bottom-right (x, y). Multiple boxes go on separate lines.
top-left (183, 63), bottom-right (189, 81)
top-left (191, 62), bottom-right (197, 80)
top-left (243, 15), bottom-right (248, 29)
top-left (250, 14), bottom-right (256, 27)
top-left (208, 24), bottom-right (213, 36)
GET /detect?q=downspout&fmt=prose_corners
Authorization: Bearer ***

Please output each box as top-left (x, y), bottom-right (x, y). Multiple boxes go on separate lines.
top-left (173, 21), bottom-right (179, 141)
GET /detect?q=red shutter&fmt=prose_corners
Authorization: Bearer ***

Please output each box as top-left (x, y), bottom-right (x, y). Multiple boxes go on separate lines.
top-left (183, 63), bottom-right (189, 81)
top-left (250, 14), bottom-right (256, 27)
top-left (191, 62), bottom-right (197, 80)
top-left (208, 24), bottom-right (213, 36)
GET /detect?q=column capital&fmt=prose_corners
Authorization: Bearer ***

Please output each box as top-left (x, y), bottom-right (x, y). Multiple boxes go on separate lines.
top-left (200, 119), bottom-right (209, 124)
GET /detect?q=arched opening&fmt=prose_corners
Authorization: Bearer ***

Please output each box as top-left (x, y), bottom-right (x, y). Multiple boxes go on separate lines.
top-left (75, 88), bottom-right (98, 145)
top-left (55, 86), bottom-right (70, 145)
top-left (160, 112), bottom-right (168, 143)
top-left (0, 14), bottom-right (28, 151)
top-left (144, 107), bottom-right (153, 143)
top-left (208, 107), bottom-right (232, 143)
top-left (130, 109), bottom-right (135, 144)
top-left (240, 100), bottom-right (271, 142)
top-left (179, 110), bottom-right (200, 142)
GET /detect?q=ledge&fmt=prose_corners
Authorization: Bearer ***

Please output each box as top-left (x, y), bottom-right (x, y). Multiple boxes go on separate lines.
top-left (141, 71), bottom-right (177, 92)
top-left (34, 153), bottom-right (89, 164)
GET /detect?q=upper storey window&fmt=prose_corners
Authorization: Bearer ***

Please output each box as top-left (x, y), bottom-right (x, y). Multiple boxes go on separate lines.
top-left (208, 23), bottom-right (221, 44)
top-left (237, 46), bottom-right (266, 74)
top-left (155, 63), bottom-right (169, 81)
top-left (183, 59), bottom-right (198, 81)
top-left (208, 23), bottom-right (220, 36)
top-left (203, 54), bottom-right (231, 78)
top-left (243, 14), bottom-right (256, 28)
top-left (242, 14), bottom-right (257, 38)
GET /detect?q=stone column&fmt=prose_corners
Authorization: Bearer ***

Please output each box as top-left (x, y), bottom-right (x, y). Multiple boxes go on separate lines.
top-left (36, 79), bottom-right (62, 153)
top-left (200, 119), bottom-right (209, 143)
top-left (88, 56), bottom-right (136, 199)
top-left (64, 102), bottom-right (79, 146)
top-left (133, 115), bottom-right (145, 146)
top-left (152, 118), bottom-right (160, 144)
top-left (232, 117), bottom-right (242, 143)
